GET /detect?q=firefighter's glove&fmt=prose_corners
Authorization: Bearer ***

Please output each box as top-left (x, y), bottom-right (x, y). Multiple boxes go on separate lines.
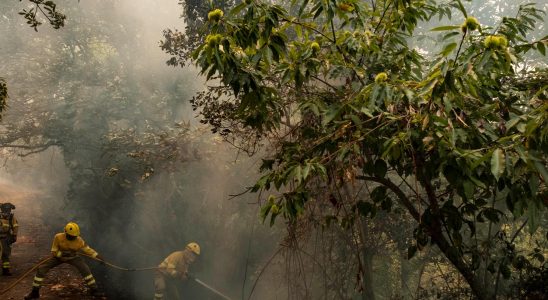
top-left (7, 235), bottom-right (16, 244)
top-left (168, 270), bottom-right (179, 278)
top-left (96, 255), bottom-right (107, 266)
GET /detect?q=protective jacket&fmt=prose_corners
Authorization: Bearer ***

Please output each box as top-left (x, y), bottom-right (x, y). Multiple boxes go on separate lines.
top-left (51, 233), bottom-right (98, 260)
top-left (0, 213), bottom-right (18, 239)
top-left (157, 248), bottom-right (195, 279)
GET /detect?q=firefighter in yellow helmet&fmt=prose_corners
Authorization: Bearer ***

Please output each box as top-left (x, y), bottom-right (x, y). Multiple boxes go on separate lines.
top-left (24, 222), bottom-right (106, 299)
top-left (153, 242), bottom-right (200, 300)
top-left (0, 203), bottom-right (18, 276)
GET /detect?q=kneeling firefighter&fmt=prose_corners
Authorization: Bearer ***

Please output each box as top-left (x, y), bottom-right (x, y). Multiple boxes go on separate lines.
top-left (24, 222), bottom-right (105, 299)
top-left (154, 242), bottom-right (200, 300)
top-left (0, 202), bottom-right (18, 276)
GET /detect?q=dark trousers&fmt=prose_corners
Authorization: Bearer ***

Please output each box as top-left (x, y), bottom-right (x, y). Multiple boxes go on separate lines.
top-left (0, 238), bottom-right (12, 269)
top-left (32, 257), bottom-right (97, 290)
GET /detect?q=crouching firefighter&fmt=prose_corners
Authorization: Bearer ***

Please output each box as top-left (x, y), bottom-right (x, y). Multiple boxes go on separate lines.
top-left (0, 202), bottom-right (18, 276)
top-left (25, 222), bottom-right (105, 299)
top-left (154, 242), bottom-right (200, 300)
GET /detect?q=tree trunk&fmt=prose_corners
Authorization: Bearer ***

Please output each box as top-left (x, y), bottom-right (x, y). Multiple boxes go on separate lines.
top-left (362, 248), bottom-right (376, 300)
top-left (358, 218), bottom-right (376, 300)
top-left (431, 234), bottom-right (495, 300)
top-left (400, 254), bottom-right (412, 299)
top-left (413, 157), bottom-right (496, 300)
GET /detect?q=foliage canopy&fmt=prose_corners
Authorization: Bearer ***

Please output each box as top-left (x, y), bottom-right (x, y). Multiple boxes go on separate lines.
top-left (163, 0), bottom-right (548, 298)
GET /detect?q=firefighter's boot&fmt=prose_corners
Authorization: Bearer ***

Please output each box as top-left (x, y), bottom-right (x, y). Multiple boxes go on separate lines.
top-left (2, 267), bottom-right (11, 276)
top-left (24, 287), bottom-right (40, 299)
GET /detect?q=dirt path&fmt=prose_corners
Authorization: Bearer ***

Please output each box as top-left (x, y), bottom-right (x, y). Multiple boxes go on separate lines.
top-left (0, 182), bottom-right (108, 300)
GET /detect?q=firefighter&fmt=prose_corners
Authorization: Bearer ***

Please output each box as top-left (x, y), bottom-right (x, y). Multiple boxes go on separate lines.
top-left (0, 202), bottom-right (18, 276)
top-left (154, 242), bottom-right (200, 300)
top-left (24, 222), bottom-right (105, 299)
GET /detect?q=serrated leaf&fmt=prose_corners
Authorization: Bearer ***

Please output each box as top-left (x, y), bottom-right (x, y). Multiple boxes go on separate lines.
top-left (440, 42), bottom-right (457, 56)
top-left (442, 31), bottom-right (461, 41)
top-left (293, 165), bottom-right (302, 185)
top-left (455, 0), bottom-right (467, 17)
top-left (302, 163), bottom-right (311, 180)
top-left (430, 25), bottom-right (460, 31)
top-left (322, 106), bottom-right (340, 125)
top-left (533, 160), bottom-right (548, 185)
top-left (536, 41), bottom-right (546, 56)
top-left (491, 149), bottom-right (505, 181)
top-left (506, 117), bottom-right (521, 130)
top-left (527, 200), bottom-right (540, 234)
top-left (463, 180), bottom-right (475, 199)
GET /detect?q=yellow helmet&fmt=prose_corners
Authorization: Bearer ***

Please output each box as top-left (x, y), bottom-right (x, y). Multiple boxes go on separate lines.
top-left (64, 222), bottom-right (80, 237)
top-left (186, 242), bottom-right (200, 255)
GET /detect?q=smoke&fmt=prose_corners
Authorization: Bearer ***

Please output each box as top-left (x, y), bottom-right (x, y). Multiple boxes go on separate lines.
top-left (1, 0), bottom-right (284, 299)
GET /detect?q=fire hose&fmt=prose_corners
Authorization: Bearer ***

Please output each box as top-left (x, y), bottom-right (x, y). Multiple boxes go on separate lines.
top-left (194, 278), bottom-right (233, 300)
top-left (0, 256), bottom-right (54, 296)
top-left (0, 254), bottom-right (233, 300)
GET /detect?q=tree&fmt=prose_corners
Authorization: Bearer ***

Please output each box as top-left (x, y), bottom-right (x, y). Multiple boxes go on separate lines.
top-left (161, 0), bottom-right (239, 67)
top-left (0, 0), bottom-right (65, 119)
top-left (1, 2), bottom-right (283, 298)
top-left (173, 0), bottom-right (547, 298)
top-left (17, 0), bottom-right (66, 31)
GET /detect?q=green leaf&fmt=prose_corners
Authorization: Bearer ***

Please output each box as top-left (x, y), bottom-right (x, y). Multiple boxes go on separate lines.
top-left (360, 106), bottom-right (374, 118)
top-left (322, 106), bottom-right (341, 125)
top-left (373, 159), bottom-right (387, 178)
top-left (298, 0), bottom-right (309, 16)
top-left (292, 165), bottom-right (302, 184)
top-left (455, 0), bottom-right (467, 18)
top-left (230, 2), bottom-right (248, 16)
top-left (463, 180), bottom-right (475, 199)
top-left (482, 208), bottom-right (501, 223)
top-left (536, 41), bottom-right (546, 56)
top-left (260, 198), bottom-right (274, 222)
top-left (440, 42), bottom-right (457, 56)
top-left (527, 200), bottom-right (540, 234)
top-left (442, 31), bottom-right (461, 41)
top-left (270, 210), bottom-right (279, 226)
top-left (430, 25), bottom-right (460, 31)
top-left (533, 160), bottom-right (548, 185)
top-left (528, 174), bottom-right (539, 195)
top-left (490, 149), bottom-right (505, 181)
top-left (302, 163), bottom-right (311, 180)
top-left (356, 201), bottom-right (373, 217)
top-left (506, 117), bottom-right (522, 130)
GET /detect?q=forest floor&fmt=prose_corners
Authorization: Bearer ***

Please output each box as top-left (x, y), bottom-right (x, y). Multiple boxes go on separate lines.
top-left (0, 182), bottom-right (107, 300)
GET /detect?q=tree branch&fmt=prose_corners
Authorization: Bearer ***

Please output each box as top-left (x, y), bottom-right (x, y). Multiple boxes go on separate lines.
top-left (356, 175), bottom-right (420, 221)
top-left (0, 142), bottom-right (60, 156)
